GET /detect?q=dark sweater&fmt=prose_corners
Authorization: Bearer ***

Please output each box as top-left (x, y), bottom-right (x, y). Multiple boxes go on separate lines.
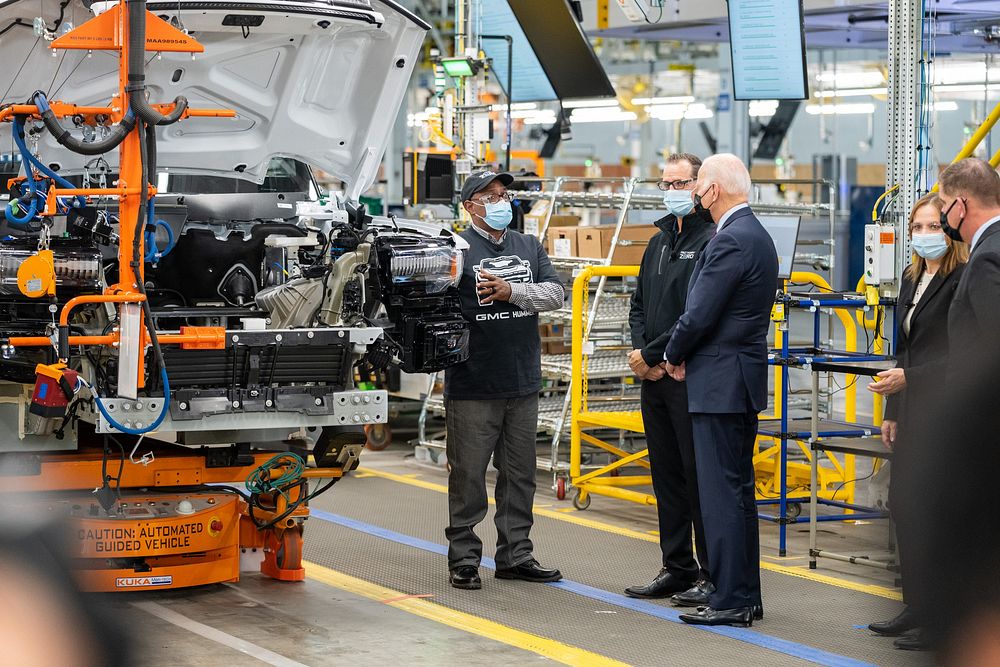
top-left (444, 228), bottom-right (562, 400)
top-left (629, 210), bottom-right (715, 367)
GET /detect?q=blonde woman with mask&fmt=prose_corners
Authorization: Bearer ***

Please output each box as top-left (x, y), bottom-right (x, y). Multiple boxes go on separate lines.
top-left (867, 192), bottom-right (969, 652)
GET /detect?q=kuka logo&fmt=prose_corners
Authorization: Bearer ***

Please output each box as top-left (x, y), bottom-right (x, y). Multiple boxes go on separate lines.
top-left (115, 576), bottom-right (172, 588)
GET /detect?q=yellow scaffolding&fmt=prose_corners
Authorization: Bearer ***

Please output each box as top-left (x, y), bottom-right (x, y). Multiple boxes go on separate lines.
top-left (568, 266), bottom-right (878, 512)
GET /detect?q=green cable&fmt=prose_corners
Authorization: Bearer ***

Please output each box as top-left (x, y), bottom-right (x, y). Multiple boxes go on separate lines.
top-left (245, 452), bottom-right (306, 502)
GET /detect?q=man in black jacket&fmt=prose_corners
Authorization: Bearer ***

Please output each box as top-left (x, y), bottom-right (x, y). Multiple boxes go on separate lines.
top-left (625, 153), bottom-right (716, 605)
top-left (905, 158), bottom-right (1000, 656)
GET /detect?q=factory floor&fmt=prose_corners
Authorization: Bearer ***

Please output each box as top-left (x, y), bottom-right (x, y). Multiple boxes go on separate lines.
top-left (112, 443), bottom-right (932, 667)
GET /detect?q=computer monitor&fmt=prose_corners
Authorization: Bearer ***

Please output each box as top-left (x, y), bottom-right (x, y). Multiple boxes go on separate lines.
top-left (758, 215), bottom-right (801, 280)
top-left (509, 0), bottom-right (615, 101)
top-left (480, 0), bottom-right (615, 103)
top-left (479, 0), bottom-right (557, 102)
top-left (728, 0), bottom-right (809, 100)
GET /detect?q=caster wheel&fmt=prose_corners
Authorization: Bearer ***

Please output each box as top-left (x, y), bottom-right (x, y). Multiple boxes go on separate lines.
top-left (276, 526), bottom-right (303, 571)
top-left (572, 490), bottom-right (591, 510)
top-left (556, 477), bottom-right (566, 500)
top-left (365, 424), bottom-right (392, 451)
top-left (786, 502), bottom-right (802, 520)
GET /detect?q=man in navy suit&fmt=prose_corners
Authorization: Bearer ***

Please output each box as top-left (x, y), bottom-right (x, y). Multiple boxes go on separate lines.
top-left (662, 153), bottom-right (779, 627)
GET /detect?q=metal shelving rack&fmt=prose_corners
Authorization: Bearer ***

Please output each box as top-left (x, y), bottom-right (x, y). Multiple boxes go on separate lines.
top-left (515, 177), bottom-right (653, 495)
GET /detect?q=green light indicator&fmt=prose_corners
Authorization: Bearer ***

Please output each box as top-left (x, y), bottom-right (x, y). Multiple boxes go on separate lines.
top-left (440, 58), bottom-right (477, 78)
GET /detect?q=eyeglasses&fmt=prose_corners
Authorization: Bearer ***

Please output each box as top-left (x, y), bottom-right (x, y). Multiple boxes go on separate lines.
top-left (473, 191), bottom-right (513, 205)
top-left (657, 179), bottom-right (695, 191)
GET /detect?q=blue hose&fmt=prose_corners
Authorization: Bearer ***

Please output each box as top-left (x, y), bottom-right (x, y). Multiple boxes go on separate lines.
top-left (12, 116), bottom-right (86, 209)
top-left (92, 366), bottom-right (171, 435)
top-left (143, 197), bottom-right (175, 262)
top-left (144, 219), bottom-right (174, 262)
top-left (4, 179), bottom-right (41, 228)
top-left (5, 122), bottom-right (39, 227)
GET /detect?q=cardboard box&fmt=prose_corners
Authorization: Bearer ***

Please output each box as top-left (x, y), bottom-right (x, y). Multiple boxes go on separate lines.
top-left (522, 199), bottom-right (580, 237)
top-left (546, 226), bottom-right (578, 258)
top-left (601, 225), bottom-right (657, 265)
top-left (548, 215), bottom-right (581, 227)
top-left (540, 323), bottom-right (572, 355)
top-left (576, 227), bottom-right (604, 259)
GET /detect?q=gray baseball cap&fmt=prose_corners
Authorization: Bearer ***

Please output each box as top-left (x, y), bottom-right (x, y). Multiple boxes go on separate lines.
top-left (460, 170), bottom-right (514, 202)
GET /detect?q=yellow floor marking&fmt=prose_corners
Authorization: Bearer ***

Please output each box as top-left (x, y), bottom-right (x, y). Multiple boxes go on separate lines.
top-left (355, 466), bottom-right (902, 601)
top-left (304, 561), bottom-right (631, 667)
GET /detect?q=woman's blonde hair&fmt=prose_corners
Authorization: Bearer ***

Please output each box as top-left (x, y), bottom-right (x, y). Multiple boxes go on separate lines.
top-left (904, 192), bottom-right (969, 281)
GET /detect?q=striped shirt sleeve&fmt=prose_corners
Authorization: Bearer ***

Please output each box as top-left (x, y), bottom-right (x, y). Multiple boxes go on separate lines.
top-left (509, 280), bottom-right (565, 312)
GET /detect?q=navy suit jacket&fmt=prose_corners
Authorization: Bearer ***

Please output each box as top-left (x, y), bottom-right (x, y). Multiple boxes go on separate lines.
top-left (664, 206), bottom-right (779, 414)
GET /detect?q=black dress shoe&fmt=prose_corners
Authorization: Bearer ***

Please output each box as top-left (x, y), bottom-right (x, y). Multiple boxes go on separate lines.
top-left (495, 559), bottom-right (562, 583)
top-left (670, 579), bottom-right (715, 606)
top-left (894, 629), bottom-right (931, 651)
top-left (680, 606), bottom-right (753, 627)
top-left (696, 604), bottom-right (762, 620)
top-left (449, 565), bottom-right (481, 590)
top-left (869, 608), bottom-right (916, 637)
top-left (625, 569), bottom-right (696, 599)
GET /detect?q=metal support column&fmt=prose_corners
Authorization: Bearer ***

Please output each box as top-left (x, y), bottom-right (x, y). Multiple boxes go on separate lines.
top-left (455, 0), bottom-right (481, 163)
top-left (884, 0), bottom-right (924, 296)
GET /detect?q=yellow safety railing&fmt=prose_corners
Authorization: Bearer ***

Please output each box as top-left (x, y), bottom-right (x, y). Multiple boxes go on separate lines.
top-left (931, 100), bottom-right (1000, 192)
top-left (570, 265), bottom-right (647, 509)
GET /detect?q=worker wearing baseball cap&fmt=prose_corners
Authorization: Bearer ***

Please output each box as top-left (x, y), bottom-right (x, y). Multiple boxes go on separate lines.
top-left (444, 170), bottom-right (565, 590)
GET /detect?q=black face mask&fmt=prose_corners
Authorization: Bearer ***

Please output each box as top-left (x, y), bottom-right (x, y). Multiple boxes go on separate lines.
top-left (940, 199), bottom-right (965, 242)
top-left (692, 186), bottom-right (713, 217)
top-left (692, 193), bottom-right (705, 214)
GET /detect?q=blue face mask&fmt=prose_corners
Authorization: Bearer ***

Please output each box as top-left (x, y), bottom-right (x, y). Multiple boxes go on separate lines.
top-left (479, 200), bottom-right (513, 230)
top-left (911, 232), bottom-right (948, 260)
top-left (663, 190), bottom-right (694, 218)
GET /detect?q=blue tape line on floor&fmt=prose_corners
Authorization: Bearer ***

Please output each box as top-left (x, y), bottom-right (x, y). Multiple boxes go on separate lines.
top-left (309, 509), bottom-right (876, 667)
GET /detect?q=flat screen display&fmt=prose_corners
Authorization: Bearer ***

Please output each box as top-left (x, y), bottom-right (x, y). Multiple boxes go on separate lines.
top-left (503, 0), bottom-right (616, 101)
top-left (728, 0), bottom-right (809, 100)
top-left (480, 0), bottom-right (557, 102)
top-left (758, 215), bottom-right (801, 280)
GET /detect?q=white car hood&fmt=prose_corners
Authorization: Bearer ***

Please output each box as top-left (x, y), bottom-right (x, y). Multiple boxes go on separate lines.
top-left (0, 0), bottom-right (427, 200)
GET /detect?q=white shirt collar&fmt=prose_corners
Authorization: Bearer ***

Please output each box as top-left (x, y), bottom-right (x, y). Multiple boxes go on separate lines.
top-left (717, 203), bottom-right (750, 231)
top-left (471, 220), bottom-right (507, 245)
top-left (971, 214), bottom-right (1000, 250)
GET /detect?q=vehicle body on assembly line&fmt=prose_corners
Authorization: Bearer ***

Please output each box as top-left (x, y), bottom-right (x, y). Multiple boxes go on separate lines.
top-left (0, 0), bottom-right (468, 590)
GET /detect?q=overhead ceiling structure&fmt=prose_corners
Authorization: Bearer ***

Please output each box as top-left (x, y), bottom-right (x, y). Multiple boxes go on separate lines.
top-left (590, 0), bottom-right (1000, 53)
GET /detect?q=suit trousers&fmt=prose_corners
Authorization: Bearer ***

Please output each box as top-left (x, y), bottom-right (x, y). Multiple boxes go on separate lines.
top-left (691, 411), bottom-right (762, 610)
top-left (444, 395), bottom-right (538, 570)
top-left (640, 376), bottom-right (709, 581)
